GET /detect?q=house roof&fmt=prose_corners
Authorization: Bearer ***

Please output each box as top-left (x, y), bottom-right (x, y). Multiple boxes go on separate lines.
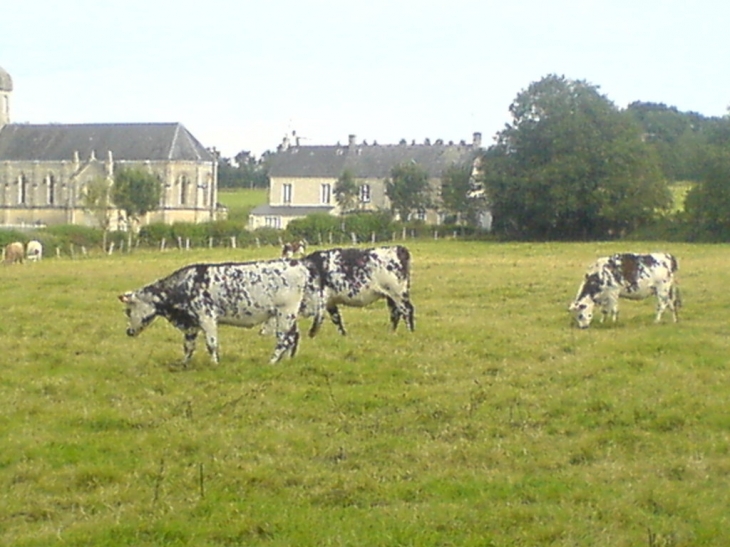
top-left (269, 140), bottom-right (478, 179)
top-left (0, 122), bottom-right (214, 162)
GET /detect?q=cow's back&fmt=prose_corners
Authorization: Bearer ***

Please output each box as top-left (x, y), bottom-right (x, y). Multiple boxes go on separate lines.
top-left (153, 260), bottom-right (311, 327)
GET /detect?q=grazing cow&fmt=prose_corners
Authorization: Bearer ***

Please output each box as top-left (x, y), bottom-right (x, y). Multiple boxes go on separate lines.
top-left (303, 245), bottom-right (415, 335)
top-left (26, 240), bottom-right (43, 262)
top-left (3, 242), bottom-right (24, 264)
top-left (569, 253), bottom-right (681, 329)
top-left (119, 260), bottom-right (324, 365)
top-left (282, 240), bottom-right (307, 259)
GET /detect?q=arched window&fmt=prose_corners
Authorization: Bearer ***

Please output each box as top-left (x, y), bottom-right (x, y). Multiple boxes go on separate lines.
top-left (18, 173), bottom-right (28, 205)
top-left (47, 173), bottom-right (56, 205)
top-left (179, 175), bottom-right (189, 205)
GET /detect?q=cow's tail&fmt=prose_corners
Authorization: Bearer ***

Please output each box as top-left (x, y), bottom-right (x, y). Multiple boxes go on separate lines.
top-left (397, 245), bottom-right (412, 288)
top-left (671, 284), bottom-right (682, 309)
top-left (670, 254), bottom-right (679, 273)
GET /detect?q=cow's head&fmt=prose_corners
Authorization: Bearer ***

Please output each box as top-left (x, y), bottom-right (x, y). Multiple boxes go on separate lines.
top-left (569, 297), bottom-right (595, 329)
top-left (118, 291), bottom-right (158, 336)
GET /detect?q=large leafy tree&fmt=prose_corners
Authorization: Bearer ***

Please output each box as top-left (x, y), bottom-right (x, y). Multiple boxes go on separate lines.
top-left (334, 169), bottom-right (359, 213)
top-left (82, 176), bottom-right (114, 250)
top-left (111, 167), bottom-right (162, 229)
top-left (684, 116), bottom-right (730, 237)
top-left (626, 101), bottom-right (709, 181)
top-left (385, 162), bottom-right (431, 221)
top-left (481, 74), bottom-right (671, 239)
top-left (440, 163), bottom-right (476, 223)
top-left (217, 150), bottom-right (270, 189)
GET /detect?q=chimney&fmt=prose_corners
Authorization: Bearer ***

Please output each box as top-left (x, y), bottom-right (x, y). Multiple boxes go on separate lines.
top-left (348, 134), bottom-right (356, 147)
top-left (473, 132), bottom-right (482, 148)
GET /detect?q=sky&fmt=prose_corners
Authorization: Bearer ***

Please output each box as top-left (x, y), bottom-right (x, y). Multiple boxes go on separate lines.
top-left (2, 0), bottom-right (729, 159)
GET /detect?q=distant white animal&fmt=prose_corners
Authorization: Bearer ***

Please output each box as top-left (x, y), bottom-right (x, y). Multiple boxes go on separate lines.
top-left (569, 252), bottom-right (681, 328)
top-left (26, 240), bottom-right (43, 262)
top-left (4, 242), bottom-right (24, 264)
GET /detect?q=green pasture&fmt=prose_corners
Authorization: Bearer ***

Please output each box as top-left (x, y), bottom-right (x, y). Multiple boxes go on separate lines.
top-left (1, 240), bottom-right (729, 546)
top-left (217, 188), bottom-right (268, 221)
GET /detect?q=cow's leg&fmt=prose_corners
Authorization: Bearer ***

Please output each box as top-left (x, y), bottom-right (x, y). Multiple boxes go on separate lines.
top-left (183, 328), bottom-right (199, 364)
top-left (387, 296), bottom-right (415, 332)
top-left (655, 290), bottom-right (671, 323)
top-left (607, 296), bottom-right (619, 323)
top-left (200, 320), bottom-right (220, 365)
top-left (271, 316), bottom-right (299, 364)
top-left (328, 305), bottom-right (347, 336)
top-left (308, 309), bottom-right (325, 338)
top-left (669, 284), bottom-right (681, 322)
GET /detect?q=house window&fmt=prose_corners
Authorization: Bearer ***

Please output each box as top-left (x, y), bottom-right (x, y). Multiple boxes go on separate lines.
top-left (47, 174), bottom-right (56, 205)
top-left (265, 216), bottom-right (281, 229)
top-left (416, 209), bottom-right (427, 221)
top-left (18, 174), bottom-right (28, 205)
top-left (282, 183), bottom-right (292, 204)
top-left (321, 183), bottom-right (331, 205)
top-left (179, 176), bottom-right (189, 205)
top-left (359, 184), bottom-right (371, 203)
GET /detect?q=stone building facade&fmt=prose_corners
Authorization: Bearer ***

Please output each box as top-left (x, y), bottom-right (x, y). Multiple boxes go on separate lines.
top-left (0, 65), bottom-right (219, 229)
top-left (249, 133), bottom-right (482, 230)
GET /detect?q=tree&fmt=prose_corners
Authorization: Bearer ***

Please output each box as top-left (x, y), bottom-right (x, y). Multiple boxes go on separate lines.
top-left (217, 150), bottom-right (270, 189)
top-left (385, 162), bottom-right (431, 221)
top-left (334, 169), bottom-right (359, 213)
top-left (626, 101), bottom-right (711, 181)
top-left (440, 163), bottom-right (474, 223)
top-left (81, 176), bottom-right (113, 250)
top-left (481, 74), bottom-right (671, 239)
top-left (111, 167), bottom-right (162, 230)
top-left (684, 116), bottom-right (730, 238)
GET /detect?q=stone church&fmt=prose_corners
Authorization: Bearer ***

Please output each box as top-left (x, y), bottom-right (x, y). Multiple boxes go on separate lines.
top-left (0, 65), bottom-right (219, 229)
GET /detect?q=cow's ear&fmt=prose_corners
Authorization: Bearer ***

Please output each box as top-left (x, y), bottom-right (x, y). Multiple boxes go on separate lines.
top-left (118, 292), bottom-right (133, 303)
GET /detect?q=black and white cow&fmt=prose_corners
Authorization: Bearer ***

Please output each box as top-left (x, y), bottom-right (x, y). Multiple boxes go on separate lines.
top-left (303, 245), bottom-right (415, 335)
top-left (119, 260), bottom-right (324, 365)
top-left (569, 252), bottom-right (681, 328)
top-left (282, 240), bottom-right (307, 259)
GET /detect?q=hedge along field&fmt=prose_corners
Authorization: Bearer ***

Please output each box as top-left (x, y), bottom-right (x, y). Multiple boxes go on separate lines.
top-left (1, 241), bottom-right (729, 546)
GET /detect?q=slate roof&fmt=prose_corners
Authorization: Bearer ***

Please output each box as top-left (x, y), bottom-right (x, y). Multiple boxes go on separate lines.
top-left (269, 141), bottom-right (477, 179)
top-left (0, 123), bottom-right (214, 162)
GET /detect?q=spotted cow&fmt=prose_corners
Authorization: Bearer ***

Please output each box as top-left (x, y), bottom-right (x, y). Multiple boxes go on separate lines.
top-left (3, 241), bottom-right (24, 264)
top-left (119, 260), bottom-right (324, 365)
top-left (303, 245), bottom-right (415, 335)
top-left (282, 240), bottom-right (307, 259)
top-left (569, 253), bottom-right (680, 328)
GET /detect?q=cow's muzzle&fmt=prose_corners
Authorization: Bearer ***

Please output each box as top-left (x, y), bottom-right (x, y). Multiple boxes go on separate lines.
top-left (126, 328), bottom-right (139, 337)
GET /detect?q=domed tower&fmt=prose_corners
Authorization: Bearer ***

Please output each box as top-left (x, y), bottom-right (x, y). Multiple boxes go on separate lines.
top-left (0, 65), bottom-right (13, 127)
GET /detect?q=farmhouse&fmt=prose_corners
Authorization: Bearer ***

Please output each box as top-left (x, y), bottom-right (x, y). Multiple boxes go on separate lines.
top-left (249, 132), bottom-right (483, 230)
top-left (0, 65), bottom-right (220, 229)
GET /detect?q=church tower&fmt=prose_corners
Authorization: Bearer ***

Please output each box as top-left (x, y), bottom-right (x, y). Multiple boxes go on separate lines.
top-left (0, 65), bottom-right (12, 127)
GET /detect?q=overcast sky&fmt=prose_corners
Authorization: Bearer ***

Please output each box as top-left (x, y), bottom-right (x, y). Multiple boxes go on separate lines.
top-left (2, 0), bottom-right (728, 158)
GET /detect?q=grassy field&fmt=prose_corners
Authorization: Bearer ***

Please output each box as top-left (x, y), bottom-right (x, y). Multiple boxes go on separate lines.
top-left (217, 189), bottom-right (268, 221)
top-left (1, 240), bottom-right (729, 546)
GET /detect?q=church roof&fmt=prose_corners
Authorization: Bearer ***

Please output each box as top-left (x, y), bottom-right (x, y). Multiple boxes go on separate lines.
top-left (0, 122), bottom-right (214, 162)
top-left (0, 66), bottom-right (11, 91)
top-left (269, 140), bottom-right (478, 179)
